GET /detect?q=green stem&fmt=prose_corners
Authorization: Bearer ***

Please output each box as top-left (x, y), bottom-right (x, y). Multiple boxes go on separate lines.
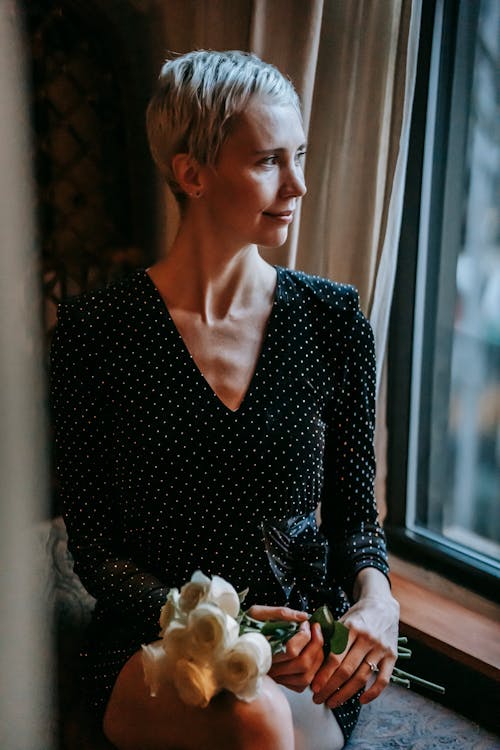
top-left (396, 649), bottom-right (412, 660)
top-left (390, 675), bottom-right (411, 688)
top-left (240, 613), bottom-right (264, 629)
top-left (393, 667), bottom-right (445, 695)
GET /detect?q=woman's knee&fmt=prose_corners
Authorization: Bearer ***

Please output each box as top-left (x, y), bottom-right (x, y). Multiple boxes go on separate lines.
top-left (222, 676), bottom-right (294, 750)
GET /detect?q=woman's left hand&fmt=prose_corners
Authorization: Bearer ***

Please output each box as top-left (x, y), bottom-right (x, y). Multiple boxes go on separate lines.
top-left (310, 589), bottom-right (399, 709)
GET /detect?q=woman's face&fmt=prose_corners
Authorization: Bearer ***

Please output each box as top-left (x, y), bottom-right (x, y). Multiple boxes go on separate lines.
top-left (200, 98), bottom-right (307, 249)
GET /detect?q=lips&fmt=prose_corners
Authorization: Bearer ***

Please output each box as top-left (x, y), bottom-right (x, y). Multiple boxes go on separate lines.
top-left (263, 210), bottom-right (293, 217)
top-left (262, 210), bottom-right (294, 222)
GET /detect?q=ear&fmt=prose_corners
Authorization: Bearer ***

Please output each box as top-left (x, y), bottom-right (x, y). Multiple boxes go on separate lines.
top-left (171, 153), bottom-right (204, 198)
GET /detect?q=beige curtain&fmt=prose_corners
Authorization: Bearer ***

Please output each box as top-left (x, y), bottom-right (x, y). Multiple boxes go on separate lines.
top-left (148, 0), bottom-right (422, 517)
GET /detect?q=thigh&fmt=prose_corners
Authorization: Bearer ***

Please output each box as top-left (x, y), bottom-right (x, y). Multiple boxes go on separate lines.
top-left (103, 650), bottom-right (294, 750)
top-left (279, 685), bottom-right (345, 750)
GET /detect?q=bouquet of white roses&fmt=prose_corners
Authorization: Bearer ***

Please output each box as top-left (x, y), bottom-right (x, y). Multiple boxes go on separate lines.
top-left (141, 571), bottom-right (273, 707)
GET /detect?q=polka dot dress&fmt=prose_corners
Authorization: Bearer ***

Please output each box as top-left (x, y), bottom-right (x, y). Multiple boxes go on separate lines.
top-left (50, 266), bottom-right (389, 742)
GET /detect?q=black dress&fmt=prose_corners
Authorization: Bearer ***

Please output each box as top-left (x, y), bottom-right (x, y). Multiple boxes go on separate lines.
top-left (50, 266), bottom-right (389, 743)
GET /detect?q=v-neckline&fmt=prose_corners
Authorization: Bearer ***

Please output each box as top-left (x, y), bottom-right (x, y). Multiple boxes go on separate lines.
top-left (141, 266), bottom-right (281, 415)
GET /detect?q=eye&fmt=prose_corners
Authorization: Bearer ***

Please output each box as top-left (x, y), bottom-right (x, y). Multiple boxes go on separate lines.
top-left (260, 155), bottom-right (279, 166)
top-left (295, 149), bottom-right (307, 165)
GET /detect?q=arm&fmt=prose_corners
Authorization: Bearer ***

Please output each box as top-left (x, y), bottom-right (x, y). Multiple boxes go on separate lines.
top-left (50, 301), bottom-right (168, 628)
top-left (320, 298), bottom-right (389, 594)
top-left (311, 295), bottom-right (399, 707)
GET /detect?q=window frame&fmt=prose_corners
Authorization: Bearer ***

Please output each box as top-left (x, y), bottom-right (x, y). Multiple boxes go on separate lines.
top-left (385, 0), bottom-right (499, 601)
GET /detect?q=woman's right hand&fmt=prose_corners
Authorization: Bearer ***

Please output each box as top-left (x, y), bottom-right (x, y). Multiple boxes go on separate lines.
top-left (247, 605), bottom-right (325, 693)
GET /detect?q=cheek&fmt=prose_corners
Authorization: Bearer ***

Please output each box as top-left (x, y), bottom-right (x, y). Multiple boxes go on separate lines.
top-left (210, 172), bottom-right (275, 222)
top-left (221, 190), bottom-right (261, 220)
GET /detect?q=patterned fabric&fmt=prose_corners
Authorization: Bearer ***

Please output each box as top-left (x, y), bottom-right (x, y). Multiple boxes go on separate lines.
top-left (50, 266), bottom-right (389, 741)
top-left (349, 684), bottom-right (500, 749)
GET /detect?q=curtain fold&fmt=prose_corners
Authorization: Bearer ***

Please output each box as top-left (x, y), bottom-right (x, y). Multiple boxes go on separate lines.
top-left (370, 0), bottom-right (422, 386)
top-left (296, 0), bottom-right (412, 311)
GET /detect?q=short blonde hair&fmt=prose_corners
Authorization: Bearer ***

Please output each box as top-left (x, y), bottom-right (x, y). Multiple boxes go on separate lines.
top-left (146, 50), bottom-right (301, 203)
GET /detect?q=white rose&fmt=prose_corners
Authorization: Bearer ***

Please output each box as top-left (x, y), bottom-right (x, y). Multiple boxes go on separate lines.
top-left (187, 602), bottom-right (239, 659)
top-left (173, 658), bottom-right (219, 708)
top-left (141, 640), bottom-right (171, 697)
top-left (209, 575), bottom-right (241, 619)
top-left (179, 571), bottom-right (211, 615)
top-left (159, 587), bottom-right (181, 635)
top-left (163, 621), bottom-right (195, 662)
top-left (217, 632), bottom-right (272, 702)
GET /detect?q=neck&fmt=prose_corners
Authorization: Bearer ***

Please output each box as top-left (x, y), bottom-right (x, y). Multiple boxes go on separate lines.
top-left (151, 219), bottom-right (275, 323)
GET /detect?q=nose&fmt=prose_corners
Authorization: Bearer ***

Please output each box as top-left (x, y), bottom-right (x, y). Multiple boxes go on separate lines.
top-left (280, 162), bottom-right (307, 198)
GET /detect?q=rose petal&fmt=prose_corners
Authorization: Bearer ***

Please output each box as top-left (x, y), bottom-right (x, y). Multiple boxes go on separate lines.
top-left (210, 575), bottom-right (241, 618)
top-left (234, 676), bottom-right (263, 702)
top-left (237, 632), bottom-right (273, 673)
top-left (159, 588), bottom-right (181, 635)
top-left (163, 621), bottom-right (194, 662)
top-left (141, 640), bottom-right (170, 697)
top-left (180, 578), bottom-right (211, 615)
top-left (191, 571), bottom-right (212, 586)
top-left (188, 603), bottom-right (239, 658)
top-left (174, 658), bottom-right (218, 708)
top-left (216, 632), bottom-right (271, 701)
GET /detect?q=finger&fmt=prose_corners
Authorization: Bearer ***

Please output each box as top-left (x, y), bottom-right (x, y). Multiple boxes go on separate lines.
top-left (271, 623), bottom-right (324, 677)
top-left (310, 652), bottom-right (338, 697)
top-left (270, 625), bottom-right (325, 691)
top-left (246, 605), bottom-right (309, 622)
top-left (311, 643), bottom-right (374, 705)
top-left (324, 652), bottom-right (387, 709)
top-left (271, 620), bottom-right (311, 663)
top-left (310, 629), bottom-right (364, 700)
top-left (360, 655), bottom-right (395, 704)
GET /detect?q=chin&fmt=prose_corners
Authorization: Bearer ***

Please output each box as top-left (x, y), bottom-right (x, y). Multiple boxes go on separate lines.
top-left (255, 230), bottom-right (290, 249)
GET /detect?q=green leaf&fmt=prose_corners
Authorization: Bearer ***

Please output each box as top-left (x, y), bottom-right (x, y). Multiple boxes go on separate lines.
top-left (329, 621), bottom-right (350, 654)
top-left (310, 606), bottom-right (349, 656)
top-left (310, 605), bottom-right (336, 641)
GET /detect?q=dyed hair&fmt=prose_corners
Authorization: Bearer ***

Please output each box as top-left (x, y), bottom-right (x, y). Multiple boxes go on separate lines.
top-left (146, 50), bottom-right (301, 203)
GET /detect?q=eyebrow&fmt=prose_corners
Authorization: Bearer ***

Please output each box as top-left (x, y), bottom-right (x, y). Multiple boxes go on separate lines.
top-left (252, 144), bottom-right (308, 155)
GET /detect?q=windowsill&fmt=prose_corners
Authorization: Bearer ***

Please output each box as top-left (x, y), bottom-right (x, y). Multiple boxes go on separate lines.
top-left (389, 554), bottom-right (500, 680)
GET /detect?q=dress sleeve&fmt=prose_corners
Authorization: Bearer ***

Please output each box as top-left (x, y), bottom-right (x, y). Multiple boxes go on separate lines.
top-left (50, 301), bottom-right (168, 626)
top-left (319, 292), bottom-right (389, 600)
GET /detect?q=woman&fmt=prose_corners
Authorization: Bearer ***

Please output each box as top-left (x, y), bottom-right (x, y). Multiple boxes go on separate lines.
top-left (50, 50), bottom-right (399, 749)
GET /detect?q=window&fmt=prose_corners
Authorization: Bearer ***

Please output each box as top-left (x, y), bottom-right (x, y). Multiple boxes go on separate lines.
top-left (386, 0), bottom-right (499, 598)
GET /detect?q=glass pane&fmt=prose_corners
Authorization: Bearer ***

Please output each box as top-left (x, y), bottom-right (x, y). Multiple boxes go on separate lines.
top-left (423, 0), bottom-right (500, 561)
